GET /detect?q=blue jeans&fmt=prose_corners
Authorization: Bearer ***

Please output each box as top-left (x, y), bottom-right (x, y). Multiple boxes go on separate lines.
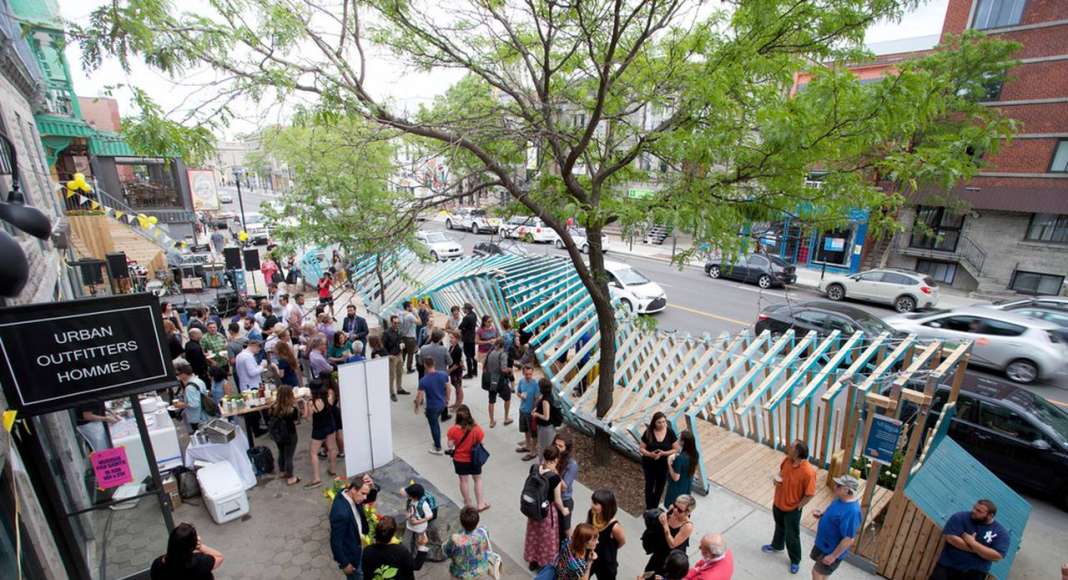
top-left (425, 407), bottom-right (444, 450)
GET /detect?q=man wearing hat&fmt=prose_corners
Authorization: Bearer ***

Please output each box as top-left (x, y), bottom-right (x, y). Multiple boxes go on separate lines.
top-left (810, 474), bottom-right (862, 579)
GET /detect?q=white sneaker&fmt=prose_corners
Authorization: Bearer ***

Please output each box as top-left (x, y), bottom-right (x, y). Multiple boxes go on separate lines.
top-left (428, 447), bottom-right (444, 455)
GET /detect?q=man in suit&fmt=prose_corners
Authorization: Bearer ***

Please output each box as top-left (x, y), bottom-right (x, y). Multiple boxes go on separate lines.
top-left (342, 304), bottom-right (369, 356)
top-left (330, 473), bottom-right (374, 577)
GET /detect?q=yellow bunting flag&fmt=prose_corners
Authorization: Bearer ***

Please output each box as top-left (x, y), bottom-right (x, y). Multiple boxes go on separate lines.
top-left (90, 201), bottom-right (100, 210)
top-left (115, 210), bottom-right (124, 220)
top-left (2, 410), bottom-right (15, 433)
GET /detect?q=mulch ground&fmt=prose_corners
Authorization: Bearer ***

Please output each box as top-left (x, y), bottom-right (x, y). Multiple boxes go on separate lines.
top-left (562, 426), bottom-right (646, 517)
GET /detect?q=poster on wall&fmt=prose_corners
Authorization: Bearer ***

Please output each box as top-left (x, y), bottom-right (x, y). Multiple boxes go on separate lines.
top-left (188, 168), bottom-right (220, 211)
top-left (0, 294), bottom-right (173, 415)
top-left (338, 357), bottom-right (393, 476)
top-left (90, 447), bottom-right (134, 489)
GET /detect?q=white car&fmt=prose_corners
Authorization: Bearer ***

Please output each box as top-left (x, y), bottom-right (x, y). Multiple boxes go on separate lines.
top-left (885, 307), bottom-right (1068, 384)
top-left (242, 213), bottom-right (270, 245)
top-left (445, 208), bottom-right (501, 234)
top-left (603, 259), bottom-right (667, 314)
top-left (820, 269), bottom-right (940, 313)
top-left (219, 193), bottom-right (234, 203)
top-left (416, 231), bottom-right (464, 261)
top-left (501, 216), bottom-right (556, 243)
top-left (549, 227), bottom-right (607, 254)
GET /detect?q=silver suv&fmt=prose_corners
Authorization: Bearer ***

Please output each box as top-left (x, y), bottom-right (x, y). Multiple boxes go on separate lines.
top-left (821, 269), bottom-right (940, 313)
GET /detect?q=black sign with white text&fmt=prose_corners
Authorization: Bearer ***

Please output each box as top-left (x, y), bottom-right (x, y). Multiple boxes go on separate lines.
top-left (0, 294), bottom-right (173, 415)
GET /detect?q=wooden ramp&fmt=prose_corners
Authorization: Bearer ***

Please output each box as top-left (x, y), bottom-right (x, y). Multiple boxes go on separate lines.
top-left (68, 214), bottom-right (166, 276)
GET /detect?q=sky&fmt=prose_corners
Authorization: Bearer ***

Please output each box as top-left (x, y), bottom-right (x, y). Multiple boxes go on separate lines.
top-left (58, 0), bottom-right (950, 140)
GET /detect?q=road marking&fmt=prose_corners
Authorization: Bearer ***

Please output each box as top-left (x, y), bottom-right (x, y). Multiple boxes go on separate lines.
top-left (732, 284), bottom-right (785, 296)
top-left (667, 303), bottom-right (751, 326)
top-left (1050, 397), bottom-right (1068, 409)
top-left (657, 282), bottom-right (674, 288)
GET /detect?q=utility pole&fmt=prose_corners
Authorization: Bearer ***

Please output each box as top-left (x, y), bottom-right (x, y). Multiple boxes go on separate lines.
top-left (233, 167), bottom-right (247, 231)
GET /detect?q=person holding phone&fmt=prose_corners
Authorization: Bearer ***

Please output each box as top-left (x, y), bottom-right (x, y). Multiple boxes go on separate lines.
top-left (644, 495), bottom-right (696, 575)
top-left (553, 523), bottom-right (599, 579)
top-left (639, 412), bottom-right (680, 509)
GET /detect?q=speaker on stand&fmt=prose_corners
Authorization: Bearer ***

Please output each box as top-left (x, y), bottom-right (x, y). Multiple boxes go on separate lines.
top-left (243, 248), bottom-right (260, 293)
top-left (105, 251), bottom-right (131, 294)
top-left (223, 247), bottom-right (242, 270)
top-left (75, 258), bottom-right (105, 295)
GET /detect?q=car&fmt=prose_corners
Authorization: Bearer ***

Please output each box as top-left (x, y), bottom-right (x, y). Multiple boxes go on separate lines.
top-left (219, 193), bottom-right (234, 204)
top-left (885, 307), bottom-right (1068, 384)
top-left (820, 269), bottom-right (939, 313)
top-left (242, 213), bottom-right (270, 245)
top-left (603, 260), bottom-right (667, 314)
top-left (415, 231), bottom-right (464, 261)
top-left (755, 301), bottom-right (904, 338)
top-left (500, 216), bottom-right (556, 243)
top-left (472, 241), bottom-right (536, 258)
top-left (704, 252), bottom-right (796, 289)
top-left (896, 373), bottom-right (1068, 508)
top-left (983, 296), bottom-right (1068, 313)
top-left (548, 227), bottom-right (606, 253)
top-left (445, 208), bottom-right (501, 234)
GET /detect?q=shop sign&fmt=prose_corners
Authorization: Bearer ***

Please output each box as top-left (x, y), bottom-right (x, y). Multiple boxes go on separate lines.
top-left (864, 415), bottom-right (902, 465)
top-left (823, 237), bottom-right (846, 252)
top-left (0, 294), bottom-right (173, 415)
top-left (91, 447), bottom-right (133, 489)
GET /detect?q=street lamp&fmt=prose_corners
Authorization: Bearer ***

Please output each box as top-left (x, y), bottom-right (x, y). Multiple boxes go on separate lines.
top-left (233, 166), bottom-right (247, 231)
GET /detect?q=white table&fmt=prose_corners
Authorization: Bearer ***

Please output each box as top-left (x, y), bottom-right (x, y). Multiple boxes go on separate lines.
top-left (184, 425), bottom-right (257, 490)
top-left (108, 409), bottom-right (183, 483)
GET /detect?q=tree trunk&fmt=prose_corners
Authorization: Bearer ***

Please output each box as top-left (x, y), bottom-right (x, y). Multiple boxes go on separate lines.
top-left (375, 255), bottom-right (386, 305)
top-left (586, 226), bottom-right (618, 466)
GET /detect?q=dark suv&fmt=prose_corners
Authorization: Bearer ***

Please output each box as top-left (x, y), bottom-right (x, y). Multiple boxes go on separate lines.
top-left (705, 252), bottom-right (796, 289)
top-left (904, 373), bottom-right (1068, 508)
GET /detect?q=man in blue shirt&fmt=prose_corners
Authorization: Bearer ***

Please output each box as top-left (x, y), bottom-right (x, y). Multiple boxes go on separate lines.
top-left (931, 499), bottom-right (1009, 580)
top-left (515, 365), bottom-right (540, 460)
top-left (811, 475), bottom-right (862, 578)
top-left (415, 358), bottom-right (451, 455)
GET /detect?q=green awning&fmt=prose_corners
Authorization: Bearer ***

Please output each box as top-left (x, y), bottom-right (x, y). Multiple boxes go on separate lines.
top-left (34, 114), bottom-right (95, 138)
top-left (88, 133), bottom-right (136, 157)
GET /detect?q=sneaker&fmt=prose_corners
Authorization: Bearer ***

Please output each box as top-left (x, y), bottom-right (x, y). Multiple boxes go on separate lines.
top-left (391, 394), bottom-right (398, 402)
top-left (397, 389), bottom-right (412, 395)
top-left (429, 447), bottom-right (444, 455)
top-left (789, 563), bottom-right (799, 574)
top-left (762, 545), bottom-right (783, 554)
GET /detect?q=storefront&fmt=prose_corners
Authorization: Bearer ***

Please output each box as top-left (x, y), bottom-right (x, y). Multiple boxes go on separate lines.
top-left (765, 208), bottom-right (870, 274)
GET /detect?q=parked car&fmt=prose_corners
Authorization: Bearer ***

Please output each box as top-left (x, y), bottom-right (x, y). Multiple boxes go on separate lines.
top-left (896, 373), bottom-right (1068, 508)
top-left (885, 307), bottom-right (1068, 384)
top-left (500, 216), bottom-right (556, 243)
top-left (472, 241), bottom-right (535, 258)
top-left (415, 231), bottom-right (464, 261)
top-left (242, 213), bottom-right (270, 245)
top-left (603, 260), bottom-right (667, 314)
top-left (755, 301), bottom-right (904, 338)
top-left (548, 227), bottom-right (606, 254)
top-left (445, 208), bottom-right (501, 234)
top-left (983, 296), bottom-right (1068, 313)
top-left (704, 252), bottom-right (796, 289)
top-left (219, 193), bottom-right (234, 204)
top-left (820, 269), bottom-right (939, 313)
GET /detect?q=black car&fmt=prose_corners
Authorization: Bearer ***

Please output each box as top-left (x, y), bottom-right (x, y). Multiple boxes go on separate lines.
top-left (705, 252), bottom-right (796, 288)
top-left (898, 373), bottom-right (1068, 508)
top-left (755, 301), bottom-right (903, 338)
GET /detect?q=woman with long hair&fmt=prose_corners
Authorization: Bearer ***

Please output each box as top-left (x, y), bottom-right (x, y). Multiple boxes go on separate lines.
top-left (273, 341), bottom-right (302, 388)
top-left (531, 378), bottom-right (558, 457)
top-left (586, 490), bottom-right (626, 580)
top-left (638, 412), bottom-right (679, 509)
top-left (523, 446), bottom-right (568, 571)
top-left (554, 432), bottom-right (579, 539)
top-left (474, 315), bottom-right (497, 361)
top-left (664, 430), bottom-right (698, 508)
top-left (303, 381), bottom-right (337, 488)
top-left (368, 334), bottom-right (388, 359)
top-left (324, 371), bottom-right (345, 459)
top-left (446, 405), bottom-right (489, 511)
top-left (150, 522), bottom-right (224, 579)
top-left (553, 523), bottom-right (599, 580)
top-left (163, 319), bottom-right (184, 361)
top-left (161, 302), bottom-right (184, 335)
top-left (268, 385), bottom-right (301, 485)
top-left (447, 330), bottom-right (465, 410)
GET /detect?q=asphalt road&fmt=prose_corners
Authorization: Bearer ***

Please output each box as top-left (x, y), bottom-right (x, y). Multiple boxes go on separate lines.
top-left (420, 221), bottom-right (1067, 579)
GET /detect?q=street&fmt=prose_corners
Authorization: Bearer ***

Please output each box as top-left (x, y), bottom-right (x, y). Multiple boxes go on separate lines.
top-left (419, 220), bottom-right (1067, 580)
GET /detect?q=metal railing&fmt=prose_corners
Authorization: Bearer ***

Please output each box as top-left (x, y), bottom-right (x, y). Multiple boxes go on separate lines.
top-left (56, 184), bottom-right (176, 250)
top-left (894, 232), bottom-right (987, 275)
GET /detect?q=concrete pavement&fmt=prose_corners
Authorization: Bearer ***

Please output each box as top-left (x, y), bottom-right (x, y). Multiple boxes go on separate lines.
top-left (388, 369), bottom-right (879, 580)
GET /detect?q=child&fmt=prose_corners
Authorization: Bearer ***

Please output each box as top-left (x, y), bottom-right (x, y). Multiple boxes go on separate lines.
top-left (403, 483), bottom-right (434, 567)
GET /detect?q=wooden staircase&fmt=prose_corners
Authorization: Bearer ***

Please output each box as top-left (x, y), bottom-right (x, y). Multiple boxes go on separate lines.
top-left (68, 214), bottom-right (166, 276)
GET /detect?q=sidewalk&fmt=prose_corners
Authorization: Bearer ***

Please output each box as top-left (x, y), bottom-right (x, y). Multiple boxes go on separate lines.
top-left (389, 370), bottom-right (879, 580)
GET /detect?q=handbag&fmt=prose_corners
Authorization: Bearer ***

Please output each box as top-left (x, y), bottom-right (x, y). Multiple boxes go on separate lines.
top-left (449, 427), bottom-right (489, 467)
top-left (479, 528), bottom-right (503, 579)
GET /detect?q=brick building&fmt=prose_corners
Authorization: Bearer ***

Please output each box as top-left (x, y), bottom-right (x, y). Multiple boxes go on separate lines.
top-left (885, 0), bottom-right (1068, 295)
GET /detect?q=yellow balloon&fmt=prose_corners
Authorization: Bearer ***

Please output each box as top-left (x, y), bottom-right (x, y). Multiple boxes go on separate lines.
top-left (147, 216), bottom-right (158, 225)
top-left (238, 231), bottom-right (249, 242)
top-left (67, 180), bottom-right (78, 190)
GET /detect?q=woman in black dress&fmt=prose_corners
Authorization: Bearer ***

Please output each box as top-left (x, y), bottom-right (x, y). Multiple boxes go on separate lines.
top-left (303, 383), bottom-right (337, 488)
top-left (638, 412), bottom-right (680, 509)
top-left (643, 494), bottom-right (696, 575)
top-left (587, 489), bottom-right (626, 580)
top-left (150, 523), bottom-right (224, 580)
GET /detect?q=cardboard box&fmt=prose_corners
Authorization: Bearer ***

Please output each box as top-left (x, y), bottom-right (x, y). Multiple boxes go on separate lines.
top-left (162, 475), bottom-right (182, 508)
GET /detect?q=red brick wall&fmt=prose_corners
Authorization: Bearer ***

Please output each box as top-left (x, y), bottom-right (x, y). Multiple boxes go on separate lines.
top-left (944, 0), bottom-right (1068, 37)
top-left (991, 101), bottom-right (1068, 135)
top-left (77, 96), bottom-right (122, 132)
top-left (997, 25), bottom-right (1068, 59)
top-left (983, 138), bottom-right (1063, 172)
top-left (942, 0), bottom-right (973, 37)
top-left (1001, 61), bottom-right (1068, 101)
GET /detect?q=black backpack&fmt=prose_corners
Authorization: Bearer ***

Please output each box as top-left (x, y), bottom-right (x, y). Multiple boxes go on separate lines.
top-left (267, 414), bottom-right (290, 444)
top-left (548, 397), bottom-right (563, 427)
top-left (520, 465), bottom-right (552, 520)
top-left (247, 446), bottom-right (275, 476)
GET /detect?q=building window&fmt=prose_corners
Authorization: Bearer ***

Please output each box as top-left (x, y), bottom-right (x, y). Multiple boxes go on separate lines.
top-left (1049, 140), bottom-right (1068, 173)
top-left (916, 259), bottom-right (957, 284)
top-left (1026, 213), bottom-right (1068, 243)
top-left (117, 160), bottom-right (182, 208)
top-left (812, 228), bottom-right (853, 267)
top-left (972, 0), bottom-right (1026, 30)
top-left (910, 206), bottom-right (964, 252)
top-left (1009, 270), bottom-right (1064, 295)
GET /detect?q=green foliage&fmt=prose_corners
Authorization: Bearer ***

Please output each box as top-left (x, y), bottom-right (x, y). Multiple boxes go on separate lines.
top-left (120, 87), bottom-right (216, 166)
top-left (852, 449), bottom-right (906, 489)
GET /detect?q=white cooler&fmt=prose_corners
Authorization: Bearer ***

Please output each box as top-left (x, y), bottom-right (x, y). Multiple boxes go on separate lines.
top-left (196, 462), bottom-right (249, 525)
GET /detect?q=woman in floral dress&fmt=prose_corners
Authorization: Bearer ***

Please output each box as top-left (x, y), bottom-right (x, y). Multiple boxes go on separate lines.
top-left (443, 507), bottom-right (492, 579)
top-left (523, 446), bottom-right (568, 570)
top-left (554, 523), bottom-right (599, 580)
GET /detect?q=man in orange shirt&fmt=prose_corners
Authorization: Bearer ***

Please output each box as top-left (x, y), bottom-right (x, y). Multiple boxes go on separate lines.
top-left (763, 440), bottom-right (817, 574)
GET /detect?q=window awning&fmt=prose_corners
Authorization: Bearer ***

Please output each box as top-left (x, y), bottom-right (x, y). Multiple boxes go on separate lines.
top-left (88, 132), bottom-right (136, 157)
top-left (34, 114), bottom-right (95, 138)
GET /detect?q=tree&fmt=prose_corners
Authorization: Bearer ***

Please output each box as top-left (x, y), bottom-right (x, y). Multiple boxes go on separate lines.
top-left (253, 114), bottom-right (419, 304)
top-left (73, 0), bottom-right (1016, 461)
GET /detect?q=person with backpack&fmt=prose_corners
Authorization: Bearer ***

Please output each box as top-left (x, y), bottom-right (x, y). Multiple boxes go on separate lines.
top-left (402, 483), bottom-right (437, 569)
top-left (446, 405), bottom-right (490, 511)
top-left (523, 446), bottom-right (569, 571)
top-left (482, 337), bottom-right (512, 428)
top-left (268, 385), bottom-right (301, 486)
top-left (173, 360), bottom-right (216, 432)
top-left (531, 378), bottom-right (563, 458)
